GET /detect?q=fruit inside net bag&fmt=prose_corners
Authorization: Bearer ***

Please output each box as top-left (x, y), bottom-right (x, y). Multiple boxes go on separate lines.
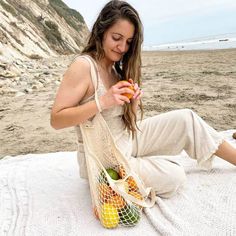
top-left (80, 113), bottom-right (156, 229)
top-left (97, 166), bottom-right (144, 228)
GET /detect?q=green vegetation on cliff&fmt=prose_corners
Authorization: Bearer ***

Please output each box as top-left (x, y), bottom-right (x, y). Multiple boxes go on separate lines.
top-left (49, 0), bottom-right (85, 32)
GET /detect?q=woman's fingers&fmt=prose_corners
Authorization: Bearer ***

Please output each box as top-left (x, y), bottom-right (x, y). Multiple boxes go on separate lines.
top-left (135, 90), bottom-right (143, 100)
top-left (119, 87), bottom-right (135, 95)
top-left (115, 80), bottom-right (132, 89)
top-left (132, 87), bottom-right (143, 100)
top-left (112, 80), bottom-right (135, 98)
top-left (128, 78), bottom-right (134, 84)
top-left (133, 83), bottom-right (139, 90)
top-left (108, 79), bottom-right (143, 105)
top-left (117, 94), bottom-right (130, 103)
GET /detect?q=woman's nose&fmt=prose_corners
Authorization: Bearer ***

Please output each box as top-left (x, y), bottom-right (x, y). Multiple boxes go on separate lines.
top-left (117, 41), bottom-right (127, 53)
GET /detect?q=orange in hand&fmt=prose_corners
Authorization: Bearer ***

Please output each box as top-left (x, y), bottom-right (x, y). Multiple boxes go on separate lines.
top-left (121, 80), bottom-right (135, 99)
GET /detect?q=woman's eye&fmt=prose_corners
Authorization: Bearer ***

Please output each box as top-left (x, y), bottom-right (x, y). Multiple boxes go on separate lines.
top-left (112, 36), bottom-right (120, 41)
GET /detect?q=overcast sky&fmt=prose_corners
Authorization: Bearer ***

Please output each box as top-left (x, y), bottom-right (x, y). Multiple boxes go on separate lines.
top-left (62, 0), bottom-right (236, 46)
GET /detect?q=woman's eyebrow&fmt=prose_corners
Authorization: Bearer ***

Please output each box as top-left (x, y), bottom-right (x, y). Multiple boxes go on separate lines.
top-left (112, 32), bottom-right (133, 40)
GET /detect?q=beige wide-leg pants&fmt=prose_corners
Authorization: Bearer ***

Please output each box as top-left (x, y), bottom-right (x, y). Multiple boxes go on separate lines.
top-left (129, 109), bottom-right (224, 198)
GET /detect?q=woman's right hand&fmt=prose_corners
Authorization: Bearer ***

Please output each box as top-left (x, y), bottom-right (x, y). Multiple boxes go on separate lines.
top-left (99, 80), bottom-right (135, 110)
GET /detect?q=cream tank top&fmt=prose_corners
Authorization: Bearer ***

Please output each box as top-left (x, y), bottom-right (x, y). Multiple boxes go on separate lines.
top-left (74, 55), bottom-right (132, 179)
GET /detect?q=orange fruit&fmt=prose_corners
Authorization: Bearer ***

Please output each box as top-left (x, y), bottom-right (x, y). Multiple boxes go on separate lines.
top-left (126, 176), bottom-right (138, 192)
top-left (98, 183), bottom-right (116, 203)
top-left (129, 191), bottom-right (143, 209)
top-left (107, 195), bottom-right (126, 210)
top-left (121, 80), bottom-right (135, 99)
top-left (129, 191), bottom-right (143, 200)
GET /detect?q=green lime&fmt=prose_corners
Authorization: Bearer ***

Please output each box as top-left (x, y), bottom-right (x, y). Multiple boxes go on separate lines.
top-left (119, 204), bottom-right (141, 226)
top-left (106, 168), bottom-right (120, 180)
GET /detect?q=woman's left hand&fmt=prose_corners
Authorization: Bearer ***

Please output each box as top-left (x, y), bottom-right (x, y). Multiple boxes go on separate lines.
top-left (128, 79), bottom-right (143, 101)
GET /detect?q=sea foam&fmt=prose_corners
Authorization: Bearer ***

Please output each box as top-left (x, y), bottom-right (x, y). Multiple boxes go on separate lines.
top-left (143, 33), bottom-right (236, 51)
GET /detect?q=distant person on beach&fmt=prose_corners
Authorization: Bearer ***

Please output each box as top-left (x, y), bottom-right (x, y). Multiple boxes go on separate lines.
top-left (50, 0), bottom-right (236, 198)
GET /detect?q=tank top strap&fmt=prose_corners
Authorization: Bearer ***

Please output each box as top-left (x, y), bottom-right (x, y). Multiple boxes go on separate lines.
top-left (78, 55), bottom-right (98, 89)
top-left (78, 55), bottom-right (101, 110)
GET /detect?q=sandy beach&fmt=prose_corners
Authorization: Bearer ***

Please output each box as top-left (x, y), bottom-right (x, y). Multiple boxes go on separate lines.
top-left (0, 49), bottom-right (236, 158)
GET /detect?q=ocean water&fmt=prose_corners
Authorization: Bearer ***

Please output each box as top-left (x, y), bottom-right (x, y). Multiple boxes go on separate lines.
top-left (143, 33), bottom-right (236, 51)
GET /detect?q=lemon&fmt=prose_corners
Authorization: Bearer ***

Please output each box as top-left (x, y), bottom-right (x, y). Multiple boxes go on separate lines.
top-left (101, 203), bottom-right (119, 229)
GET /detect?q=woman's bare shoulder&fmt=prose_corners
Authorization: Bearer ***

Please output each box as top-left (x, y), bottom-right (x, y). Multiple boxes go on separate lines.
top-left (51, 56), bottom-right (93, 113)
top-left (66, 56), bottom-right (91, 78)
top-left (61, 56), bottom-right (93, 93)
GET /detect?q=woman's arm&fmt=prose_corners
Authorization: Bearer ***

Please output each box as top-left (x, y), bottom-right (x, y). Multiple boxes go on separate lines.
top-left (50, 58), bottom-right (134, 130)
top-left (50, 57), bottom-right (100, 129)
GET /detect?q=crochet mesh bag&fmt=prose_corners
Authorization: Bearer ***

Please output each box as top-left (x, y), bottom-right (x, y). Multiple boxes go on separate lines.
top-left (80, 55), bottom-right (155, 229)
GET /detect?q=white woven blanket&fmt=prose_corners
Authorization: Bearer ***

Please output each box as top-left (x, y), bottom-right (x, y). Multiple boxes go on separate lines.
top-left (0, 130), bottom-right (235, 236)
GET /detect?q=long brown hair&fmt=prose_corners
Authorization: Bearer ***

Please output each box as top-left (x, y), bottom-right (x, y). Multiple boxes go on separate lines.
top-left (82, 0), bottom-right (143, 138)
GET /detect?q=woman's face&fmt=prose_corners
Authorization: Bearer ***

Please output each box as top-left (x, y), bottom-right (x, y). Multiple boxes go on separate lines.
top-left (102, 19), bottom-right (135, 62)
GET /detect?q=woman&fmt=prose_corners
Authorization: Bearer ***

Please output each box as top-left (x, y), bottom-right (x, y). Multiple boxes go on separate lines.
top-left (51, 0), bottom-right (236, 198)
